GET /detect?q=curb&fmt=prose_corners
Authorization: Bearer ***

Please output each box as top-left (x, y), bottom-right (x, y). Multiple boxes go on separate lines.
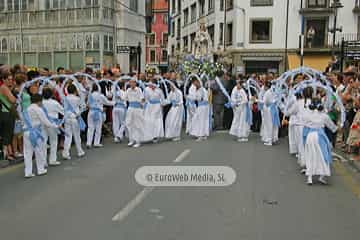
top-left (333, 152), bottom-right (360, 173)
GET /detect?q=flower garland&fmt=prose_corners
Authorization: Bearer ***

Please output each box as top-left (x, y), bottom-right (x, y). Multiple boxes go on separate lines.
top-left (180, 55), bottom-right (223, 78)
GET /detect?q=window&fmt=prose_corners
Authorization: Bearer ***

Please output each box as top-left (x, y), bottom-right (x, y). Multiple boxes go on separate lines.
top-left (172, 0), bottom-right (175, 14)
top-left (250, 19), bottom-right (272, 43)
top-left (226, 23), bottom-right (233, 45)
top-left (163, 13), bottom-right (168, 24)
top-left (191, 3), bottom-right (196, 22)
top-left (171, 21), bottom-right (175, 37)
top-left (208, 0), bottom-right (214, 12)
top-left (190, 32), bottom-right (196, 50)
top-left (183, 8), bottom-right (189, 25)
top-left (130, 0), bottom-right (138, 12)
top-left (162, 50), bottom-right (168, 62)
top-left (0, 0), bottom-right (4, 11)
top-left (150, 50), bottom-right (156, 62)
top-left (307, 0), bottom-right (328, 8)
top-left (220, 0), bottom-right (233, 11)
top-left (199, 0), bottom-right (205, 16)
top-left (251, 0), bottom-right (273, 6)
top-left (207, 25), bottom-right (214, 46)
top-left (177, 0), bottom-right (181, 13)
top-left (149, 33), bottom-right (155, 45)
top-left (177, 18), bottom-right (181, 38)
top-left (183, 36), bottom-right (188, 51)
top-left (162, 32), bottom-right (168, 46)
top-left (219, 23), bottom-right (224, 43)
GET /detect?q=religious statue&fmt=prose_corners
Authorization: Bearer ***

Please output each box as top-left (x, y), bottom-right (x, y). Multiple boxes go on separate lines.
top-left (192, 19), bottom-right (213, 61)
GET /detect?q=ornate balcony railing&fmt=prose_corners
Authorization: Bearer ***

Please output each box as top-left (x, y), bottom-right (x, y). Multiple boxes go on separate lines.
top-left (327, 33), bottom-right (360, 47)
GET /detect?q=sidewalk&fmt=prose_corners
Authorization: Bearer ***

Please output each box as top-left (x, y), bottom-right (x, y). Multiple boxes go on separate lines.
top-left (0, 158), bottom-right (24, 169)
top-left (333, 149), bottom-right (360, 172)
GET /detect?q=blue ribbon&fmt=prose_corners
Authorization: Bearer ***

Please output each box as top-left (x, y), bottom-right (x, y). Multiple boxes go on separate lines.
top-left (22, 110), bottom-right (44, 148)
top-left (303, 127), bottom-right (332, 165)
top-left (64, 97), bottom-right (86, 131)
top-left (88, 93), bottom-right (103, 125)
top-left (128, 102), bottom-right (142, 109)
top-left (115, 101), bottom-right (126, 109)
top-left (186, 99), bottom-right (196, 108)
top-left (258, 102), bottom-right (264, 111)
top-left (245, 103), bottom-right (253, 126)
top-left (198, 101), bottom-right (208, 107)
top-left (149, 99), bottom-right (161, 105)
top-left (268, 103), bottom-right (280, 127)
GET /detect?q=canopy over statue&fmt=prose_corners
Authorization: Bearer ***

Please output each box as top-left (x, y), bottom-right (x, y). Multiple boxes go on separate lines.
top-left (192, 18), bottom-right (214, 62)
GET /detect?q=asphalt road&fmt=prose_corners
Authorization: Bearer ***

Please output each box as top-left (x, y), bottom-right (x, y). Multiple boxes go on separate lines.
top-left (1, 132), bottom-right (360, 240)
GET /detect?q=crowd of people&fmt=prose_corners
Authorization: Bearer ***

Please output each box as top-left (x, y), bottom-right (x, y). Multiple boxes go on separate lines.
top-left (0, 63), bottom-right (358, 185)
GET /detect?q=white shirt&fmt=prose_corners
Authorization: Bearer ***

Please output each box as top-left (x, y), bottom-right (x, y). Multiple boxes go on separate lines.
top-left (43, 99), bottom-right (64, 119)
top-left (144, 87), bottom-right (165, 104)
top-left (302, 110), bottom-right (337, 133)
top-left (231, 87), bottom-right (248, 106)
top-left (27, 104), bottom-right (58, 128)
top-left (88, 91), bottom-right (114, 111)
top-left (125, 87), bottom-right (144, 103)
top-left (65, 94), bottom-right (81, 118)
top-left (168, 89), bottom-right (183, 105)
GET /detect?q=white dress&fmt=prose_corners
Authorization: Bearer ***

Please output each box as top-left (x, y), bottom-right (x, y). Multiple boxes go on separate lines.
top-left (165, 89), bottom-right (184, 139)
top-left (261, 88), bottom-right (279, 143)
top-left (186, 84), bottom-right (197, 134)
top-left (112, 88), bottom-right (127, 139)
top-left (143, 87), bottom-right (165, 141)
top-left (125, 87), bottom-right (145, 143)
top-left (258, 87), bottom-right (265, 138)
top-left (302, 110), bottom-right (337, 177)
top-left (189, 87), bottom-right (210, 138)
top-left (229, 87), bottom-right (250, 138)
top-left (285, 95), bottom-right (298, 154)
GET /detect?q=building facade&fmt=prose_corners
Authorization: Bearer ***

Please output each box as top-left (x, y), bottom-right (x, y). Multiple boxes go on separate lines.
top-left (0, 0), bottom-right (146, 72)
top-left (145, 0), bottom-right (169, 74)
top-left (168, 0), bottom-right (360, 74)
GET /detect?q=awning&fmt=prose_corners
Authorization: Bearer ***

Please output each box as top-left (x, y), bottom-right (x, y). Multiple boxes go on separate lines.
top-left (287, 54), bottom-right (331, 71)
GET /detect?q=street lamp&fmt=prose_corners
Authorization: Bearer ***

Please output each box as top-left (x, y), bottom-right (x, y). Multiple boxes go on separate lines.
top-left (330, 0), bottom-right (343, 51)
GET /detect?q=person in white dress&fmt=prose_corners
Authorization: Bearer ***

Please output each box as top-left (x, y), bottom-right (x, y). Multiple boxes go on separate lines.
top-left (143, 80), bottom-right (165, 143)
top-left (23, 94), bottom-right (60, 178)
top-left (186, 81), bottom-right (197, 134)
top-left (125, 79), bottom-right (145, 148)
top-left (229, 81), bottom-right (251, 142)
top-left (302, 98), bottom-right (337, 185)
top-left (112, 81), bottom-right (127, 143)
top-left (262, 82), bottom-right (280, 146)
top-left (284, 87), bottom-right (313, 171)
top-left (42, 88), bottom-right (64, 166)
top-left (165, 84), bottom-right (184, 141)
top-left (86, 84), bottom-right (114, 148)
top-left (62, 84), bottom-right (86, 160)
top-left (189, 79), bottom-right (210, 141)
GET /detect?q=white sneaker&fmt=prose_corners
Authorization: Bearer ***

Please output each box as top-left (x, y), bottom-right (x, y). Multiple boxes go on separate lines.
top-left (86, 145), bottom-right (92, 149)
top-left (318, 176), bottom-right (328, 185)
top-left (62, 154), bottom-right (71, 160)
top-left (172, 137), bottom-right (181, 142)
top-left (307, 176), bottom-right (313, 185)
top-left (152, 138), bottom-right (159, 143)
top-left (133, 143), bottom-right (141, 148)
top-left (114, 137), bottom-right (120, 143)
top-left (15, 152), bottom-right (23, 158)
top-left (128, 141), bottom-right (135, 147)
top-left (38, 169), bottom-right (48, 176)
top-left (264, 142), bottom-right (272, 146)
top-left (25, 173), bottom-right (35, 178)
top-left (94, 144), bottom-right (104, 148)
top-left (78, 152), bottom-right (85, 158)
top-left (49, 161), bottom-right (61, 166)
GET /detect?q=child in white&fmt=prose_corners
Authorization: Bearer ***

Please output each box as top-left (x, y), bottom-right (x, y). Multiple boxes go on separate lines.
top-left (186, 82), bottom-right (197, 134)
top-left (262, 83), bottom-right (280, 146)
top-left (23, 94), bottom-right (59, 178)
top-left (302, 100), bottom-right (337, 185)
top-left (189, 80), bottom-right (210, 141)
top-left (62, 84), bottom-right (85, 160)
top-left (112, 82), bottom-right (127, 143)
top-left (125, 79), bottom-right (145, 148)
top-left (229, 81), bottom-right (251, 142)
top-left (165, 84), bottom-right (184, 141)
top-left (42, 88), bottom-right (64, 166)
top-left (86, 84), bottom-right (114, 148)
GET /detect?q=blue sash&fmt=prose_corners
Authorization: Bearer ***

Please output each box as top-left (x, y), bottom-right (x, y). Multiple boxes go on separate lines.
top-left (64, 98), bottom-right (86, 131)
top-left (88, 94), bottom-right (103, 124)
top-left (258, 102), bottom-right (264, 111)
top-left (268, 103), bottom-right (280, 127)
top-left (303, 127), bottom-right (332, 165)
top-left (115, 101), bottom-right (126, 109)
top-left (149, 99), bottom-right (161, 105)
top-left (198, 101), bottom-right (208, 107)
top-left (22, 111), bottom-right (44, 148)
top-left (128, 101), bottom-right (142, 109)
top-left (245, 103), bottom-right (253, 126)
top-left (186, 99), bottom-right (196, 108)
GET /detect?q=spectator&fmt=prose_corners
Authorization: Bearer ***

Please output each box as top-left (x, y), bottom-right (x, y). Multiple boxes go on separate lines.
top-left (0, 69), bottom-right (17, 162)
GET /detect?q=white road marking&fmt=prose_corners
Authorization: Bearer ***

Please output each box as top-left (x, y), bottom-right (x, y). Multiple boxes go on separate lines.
top-left (112, 149), bottom-right (191, 222)
top-left (173, 149), bottom-right (191, 163)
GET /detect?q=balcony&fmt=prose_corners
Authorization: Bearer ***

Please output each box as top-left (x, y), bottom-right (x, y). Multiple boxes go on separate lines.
top-left (0, 7), bottom-right (115, 30)
top-left (328, 33), bottom-right (360, 48)
top-left (299, 0), bottom-right (334, 15)
top-left (354, 0), bottom-right (360, 13)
